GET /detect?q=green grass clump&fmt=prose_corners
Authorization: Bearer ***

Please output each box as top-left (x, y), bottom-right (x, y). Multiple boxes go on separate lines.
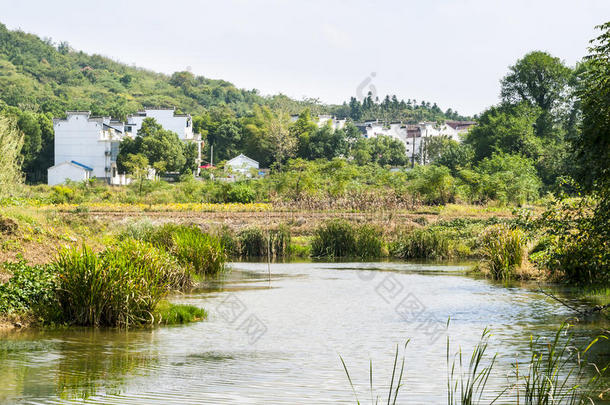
top-left (311, 220), bottom-right (357, 258)
top-left (355, 224), bottom-right (384, 259)
top-left (238, 227), bottom-right (267, 257)
top-left (389, 228), bottom-right (451, 259)
top-left (171, 226), bottom-right (227, 276)
top-left (478, 224), bottom-right (525, 280)
top-left (54, 240), bottom-right (189, 327)
top-left (153, 301), bottom-right (207, 325)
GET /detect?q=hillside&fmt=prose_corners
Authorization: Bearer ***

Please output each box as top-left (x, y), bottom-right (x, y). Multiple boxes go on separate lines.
top-left (0, 22), bottom-right (468, 122)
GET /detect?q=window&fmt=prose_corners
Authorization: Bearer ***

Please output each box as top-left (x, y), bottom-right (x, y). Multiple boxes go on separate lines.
top-left (126, 126), bottom-right (132, 132)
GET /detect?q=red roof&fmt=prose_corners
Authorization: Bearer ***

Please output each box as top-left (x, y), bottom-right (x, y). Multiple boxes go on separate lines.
top-left (199, 164), bottom-right (216, 169)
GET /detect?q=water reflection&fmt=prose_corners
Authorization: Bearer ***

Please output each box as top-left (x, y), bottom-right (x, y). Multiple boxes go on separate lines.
top-left (0, 261), bottom-right (607, 404)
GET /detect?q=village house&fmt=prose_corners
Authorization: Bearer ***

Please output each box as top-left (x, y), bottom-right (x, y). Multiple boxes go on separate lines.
top-left (225, 154), bottom-right (259, 178)
top-left (48, 108), bottom-right (202, 185)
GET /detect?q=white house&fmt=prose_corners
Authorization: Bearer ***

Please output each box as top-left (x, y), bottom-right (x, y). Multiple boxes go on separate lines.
top-left (50, 111), bottom-right (126, 184)
top-left (47, 161), bottom-right (92, 186)
top-left (225, 154), bottom-right (259, 178)
top-left (126, 108), bottom-right (202, 167)
top-left (361, 120), bottom-right (475, 164)
top-left (49, 108), bottom-right (203, 185)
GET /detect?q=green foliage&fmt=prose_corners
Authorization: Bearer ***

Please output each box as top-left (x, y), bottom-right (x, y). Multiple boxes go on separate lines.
top-left (389, 228), bottom-right (451, 259)
top-left (226, 183), bottom-right (256, 203)
top-left (310, 220), bottom-right (382, 259)
top-left (537, 196), bottom-right (609, 284)
top-left (153, 301), bottom-right (207, 325)
top-left (0, 261), bottom-right (57, 315)
top-left (54, 241), bottom-right (189, 327)
top-left (170, 226), bottom-right (226, 276)
top-left (471, 153), bottom-right (541, 205)
top-left (311, 220), bottom-right (357, 258)
top-left (478, 224), bottom-right (525, 280)
top-left (574, 22), bottom-right (610, 192)
top-left (238, 227), bottom-right (267, 257)
top-left (117, 118), bottom-right (188, 174)
top-left (0, 115), bottom-right (24, 197)
top-left (407, 165), bottom-right (456, 204)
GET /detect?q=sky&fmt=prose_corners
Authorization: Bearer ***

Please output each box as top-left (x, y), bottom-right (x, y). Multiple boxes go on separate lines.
top-left (1, 0), bottom-right (608, 116)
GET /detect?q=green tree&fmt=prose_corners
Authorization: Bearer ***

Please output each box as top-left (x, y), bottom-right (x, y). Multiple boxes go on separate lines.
top-left (123, 153), bottom-right (149, 195)
top-left (0, 115), bottom-right (24, 197)
top-left (117, 118), bottom-right (187, 174)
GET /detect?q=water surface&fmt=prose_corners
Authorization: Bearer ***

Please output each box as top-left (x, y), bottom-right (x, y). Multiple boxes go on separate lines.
top-left (0, 262), bottom-right (607, 404)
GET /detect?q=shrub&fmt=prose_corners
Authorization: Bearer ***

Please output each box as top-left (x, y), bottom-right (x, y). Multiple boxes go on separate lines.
top-left (171, 226), bottom-right (226, 276)
top-left (226, 183), bottom-right (256, 203)
top-left (389, 228), bottom-right (451, 259)
top-left (478, 224), bottom-right (525, 280)
top-left (311, 220), bottom-right (357, 258)
top-left (118, 219), bottom-right (156, 241)
top-left (54, 241), bottom-right (188, 327)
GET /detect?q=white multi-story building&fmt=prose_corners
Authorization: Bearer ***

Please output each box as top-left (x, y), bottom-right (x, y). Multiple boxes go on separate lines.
top-left (48, 111), bottom-right (126, 185)
top-left (290, 114), bottom-right (347, 130)
top-left (48, 108), bottom-right (202, 185)
top-left (361, 120), bottom-right (475, 164)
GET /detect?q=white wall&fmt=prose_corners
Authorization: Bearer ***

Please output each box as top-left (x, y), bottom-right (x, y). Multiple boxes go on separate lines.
top-left (126, 109), bottom-right (194, 140)
top-left (53, 113), bottom-right (118, 179)
top-left (48, 163), bottom-right (90, 186)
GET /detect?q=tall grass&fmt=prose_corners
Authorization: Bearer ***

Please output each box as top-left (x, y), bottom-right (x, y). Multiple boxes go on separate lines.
top-left (478, 224), bottom-right (525, 280)
top-left (389, 228), bottom-right (451, 259)
top-left (120, 222), bottom-right (227, 276)
top-left (342, 324), bottom-right (608, 404)
top-left (446, 327), bottom-right (497, 405)
top-left (340, 340), bottom-right (410, 404)
top-left (311, 220), bottom-right (384, 259)
top-left (54, 240), bottom-right (188, 327)
top-left (171, 226), bottom-right (226, 276)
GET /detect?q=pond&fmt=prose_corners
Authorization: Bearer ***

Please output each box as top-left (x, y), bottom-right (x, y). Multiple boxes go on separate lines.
top-left (0, 261), bottom-right (607, 404)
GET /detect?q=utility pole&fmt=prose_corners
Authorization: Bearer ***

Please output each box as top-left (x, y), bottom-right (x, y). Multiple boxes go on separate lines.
top-left (210, 144), bottom-right (214, 166)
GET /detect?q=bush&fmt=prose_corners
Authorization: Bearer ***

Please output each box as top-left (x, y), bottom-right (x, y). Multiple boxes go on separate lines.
top-left (54, 241), bottom-right (189, 327)
top-left (226, 183), bottom-right (256, 203)
top-left (389, 228), bottom-right (451, 259)
top-left (478, 224), bottom-right (525, 280)
top-left (171, 226), bottom-right (226, 276)
top-left (311, 220), bottom-right (357, 258)
top-left (537, 195), bottom-right (609, 284)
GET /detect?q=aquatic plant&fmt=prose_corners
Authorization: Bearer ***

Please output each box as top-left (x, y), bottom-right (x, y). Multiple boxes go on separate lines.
top-left (153, 300), bottom-right (207, 325)
top-left (170, 226), bottom-right (227, 276)
top-left (311, 219), bottom-right (357, 258)
top-left (340, 340), bottom-right (410, 404)
top-left (478, 224), bottom-right (525, 280)
top-left (389, 228), bottom-right (451, 259)
top-left (238, 227), bottom-right (267, 257)
top-left (54, 240), bottom-right (188, 327)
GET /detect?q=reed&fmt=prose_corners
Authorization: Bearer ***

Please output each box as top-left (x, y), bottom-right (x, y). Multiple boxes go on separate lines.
top-left (171, 226), bottom-right (227, 276)
top-left (389, 228), bottom-right (451, 259)
top-left (340, 340), bottom-right (410, 404)
top-left (54, 240), bottom-right (188, 327)
top-left (478, 224), bottom-right (525, 280)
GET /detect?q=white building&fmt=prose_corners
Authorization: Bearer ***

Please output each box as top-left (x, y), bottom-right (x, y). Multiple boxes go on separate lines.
top-left (290, 114), bottom-right (347, 130)
top-left (126, 108), bottom-right (202, 166)
top-left (50, 111), bottom-right (126, 184)
top-left (225, 154), bottom-right (259, 178)
top-left (361, 120), bottom-right (475, 164)
top-left (48, 161), bottom-right (93, 186)
top-left (49, 108), bottom-right (202, 185)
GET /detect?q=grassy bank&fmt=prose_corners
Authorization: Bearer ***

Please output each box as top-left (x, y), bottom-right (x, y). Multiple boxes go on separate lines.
top-left (0, 223), bottom-right (227, 328)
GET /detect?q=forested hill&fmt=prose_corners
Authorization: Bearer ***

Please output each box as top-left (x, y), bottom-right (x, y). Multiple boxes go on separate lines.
top-left (0, 22), bottom-right (468, 121)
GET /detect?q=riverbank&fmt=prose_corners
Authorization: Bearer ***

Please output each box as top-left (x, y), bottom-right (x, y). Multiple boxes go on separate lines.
top-left (1, 202), bottom-right (608, 330)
